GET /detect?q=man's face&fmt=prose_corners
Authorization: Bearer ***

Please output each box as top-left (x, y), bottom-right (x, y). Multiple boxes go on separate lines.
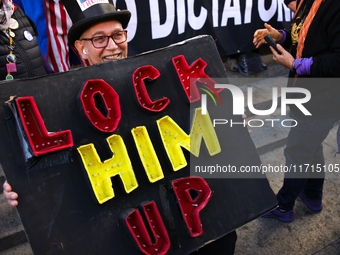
top-left (75, 20), bottom-right (128, 66)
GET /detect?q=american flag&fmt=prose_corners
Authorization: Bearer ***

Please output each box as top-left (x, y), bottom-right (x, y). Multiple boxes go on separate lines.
top-left (45, 0), bottom-right (90, 72)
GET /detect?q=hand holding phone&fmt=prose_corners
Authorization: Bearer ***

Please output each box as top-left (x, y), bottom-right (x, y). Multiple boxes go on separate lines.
top-left (264, 35), bottom-right (281, 55)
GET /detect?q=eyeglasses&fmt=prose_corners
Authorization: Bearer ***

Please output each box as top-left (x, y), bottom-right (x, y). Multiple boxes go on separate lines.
top-left (81, 30), bottom-right (127, 49)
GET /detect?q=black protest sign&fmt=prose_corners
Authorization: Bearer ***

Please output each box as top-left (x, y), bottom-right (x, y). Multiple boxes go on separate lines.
top-left (118, 0), bottom-right (292, 56)
top-left (0, 36), bottom-right (276, 255)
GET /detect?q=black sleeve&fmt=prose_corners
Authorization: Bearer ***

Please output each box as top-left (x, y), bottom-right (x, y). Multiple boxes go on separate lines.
top-left (281, 29), bottom-right (292, 49)
top-left (310, 7), bottom-right (340, 77)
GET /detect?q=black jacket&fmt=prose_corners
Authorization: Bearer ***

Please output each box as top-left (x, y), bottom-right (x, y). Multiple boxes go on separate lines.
top-left (0, 5), bottom-right (47, 80)
top-left (282, 0), bottom-right (340, 119)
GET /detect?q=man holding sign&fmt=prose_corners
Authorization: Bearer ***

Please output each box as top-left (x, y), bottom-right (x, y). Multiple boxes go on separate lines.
top-left (3, 0), bottom-right (239, 254)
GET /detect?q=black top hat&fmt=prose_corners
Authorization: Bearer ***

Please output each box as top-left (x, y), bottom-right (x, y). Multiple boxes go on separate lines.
top-left (62, 0), bottom-right (131, 46)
